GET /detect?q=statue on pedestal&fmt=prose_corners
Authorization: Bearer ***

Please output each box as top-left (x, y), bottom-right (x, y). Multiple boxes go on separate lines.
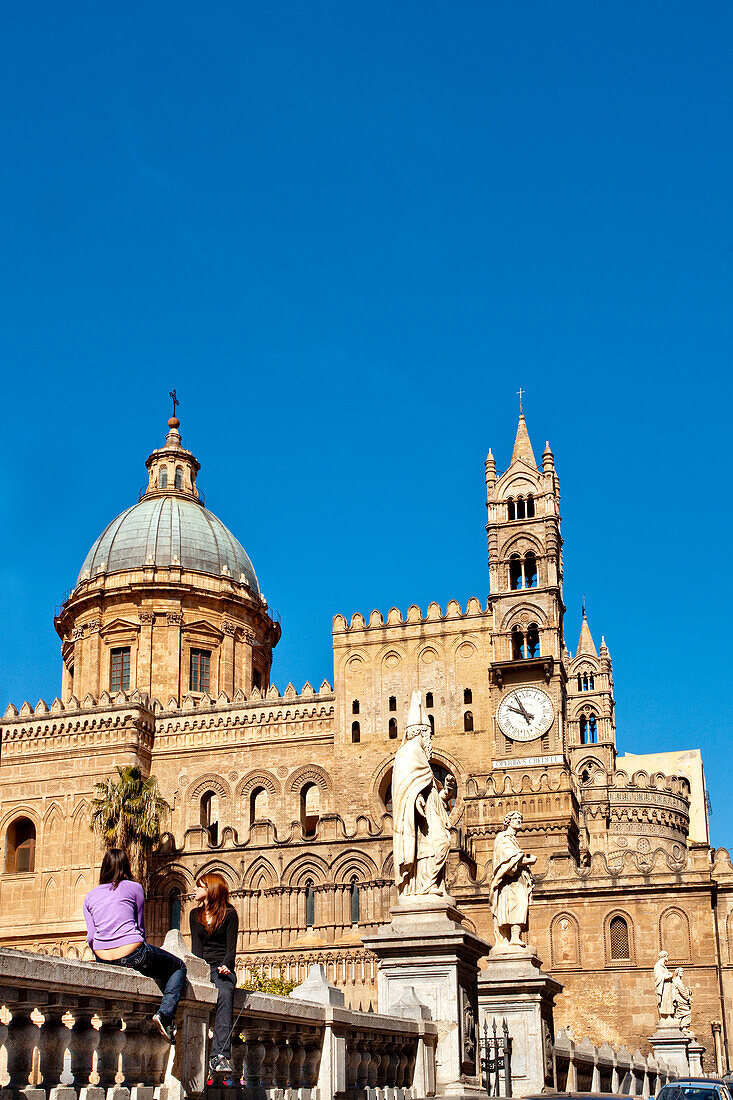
top-left (673, 967), bottom-right (692, 1031)
top-left (391, 691), bottom-right (456, 897)
top-left (490, 811), bottom-right (536, 951)
top-left (654, 951), bottom-right (675, 1020)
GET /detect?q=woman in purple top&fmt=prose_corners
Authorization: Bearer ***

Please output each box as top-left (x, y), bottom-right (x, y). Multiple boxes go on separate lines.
top-left (83, 849), bottom-right (186, 1042)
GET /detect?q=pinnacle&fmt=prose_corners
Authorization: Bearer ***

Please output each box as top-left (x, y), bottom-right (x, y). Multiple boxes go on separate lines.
top-left (511, 414), bottom-right (537, 468)
top-left (576, 610), bottom-right (598, 658)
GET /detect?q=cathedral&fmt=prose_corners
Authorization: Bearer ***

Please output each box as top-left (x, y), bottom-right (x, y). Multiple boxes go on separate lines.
top-left (1, 410), bottom-right (731, 1069)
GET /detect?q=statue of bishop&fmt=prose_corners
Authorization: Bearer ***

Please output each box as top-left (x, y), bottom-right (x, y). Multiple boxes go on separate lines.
top-left (392, 691), bottom-right (456, 897)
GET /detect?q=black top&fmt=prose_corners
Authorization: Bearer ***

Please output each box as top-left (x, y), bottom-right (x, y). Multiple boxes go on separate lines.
top-left (189, 907), bottom-right (238, 971)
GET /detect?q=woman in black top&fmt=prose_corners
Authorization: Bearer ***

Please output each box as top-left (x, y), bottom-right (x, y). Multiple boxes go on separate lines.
top-left (190, 873), bottom-right (239, 1074)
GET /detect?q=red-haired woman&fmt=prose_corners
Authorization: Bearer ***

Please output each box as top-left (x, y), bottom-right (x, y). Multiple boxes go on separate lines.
top-left (190, 873), bottom-right (239, 1074)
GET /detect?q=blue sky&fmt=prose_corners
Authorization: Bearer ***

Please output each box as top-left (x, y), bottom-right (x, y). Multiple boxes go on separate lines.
top-left (1, 3), bottom-right (732, 843)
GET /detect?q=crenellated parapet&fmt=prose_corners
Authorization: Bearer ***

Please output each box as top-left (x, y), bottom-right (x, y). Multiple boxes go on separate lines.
top-left (332, 596), bottom-right (489, 633)
top-left (1, 691), bottom-right (156, 761)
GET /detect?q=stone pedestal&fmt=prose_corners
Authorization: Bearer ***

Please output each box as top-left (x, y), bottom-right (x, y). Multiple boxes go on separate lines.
top-left (363, 895), bottom-right (489, 1099)
top-left (688, 1040), bottom-right (705, 1076)
top-left (478, 948), bottom-right (562, 1097)
top-left (649, 1019), bottom-right (700, 1076)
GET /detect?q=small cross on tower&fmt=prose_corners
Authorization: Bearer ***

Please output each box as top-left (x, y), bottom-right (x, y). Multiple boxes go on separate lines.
top-left (517, 387), bottom-right (525, 414)
top-left (169, 389), bottom-right (179, 418)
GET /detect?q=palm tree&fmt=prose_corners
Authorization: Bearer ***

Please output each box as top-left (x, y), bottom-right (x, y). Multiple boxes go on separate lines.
top-left (91, 765), bottom-right (170, 888)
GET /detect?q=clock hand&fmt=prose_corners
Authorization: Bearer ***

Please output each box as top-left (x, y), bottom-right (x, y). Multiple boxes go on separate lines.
top-left (514, 697), bottom-right (533, 721)
top-left (508, 704), bottom-right (535, 724)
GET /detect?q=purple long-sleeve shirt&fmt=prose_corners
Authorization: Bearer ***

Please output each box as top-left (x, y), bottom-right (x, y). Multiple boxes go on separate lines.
top-left (83, 880), bottom-right (146, 951)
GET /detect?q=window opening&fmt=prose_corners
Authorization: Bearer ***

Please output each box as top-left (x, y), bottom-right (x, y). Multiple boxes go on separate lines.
top-left (524, 552), bottom-right (538, 588)
top-left (200, 792), bottom-right (218, 845)
top-left (516, 497), bottom-right (526, 520)
top-left (428, 714), bottom-right (435, 732)
top-left (509, 555), bottom-right (523, 590)
top-left (252, 668), bottom-right (262, 690)
top-left (305, 881), bottom-right (315, 928)
top-left (5, 817), bottom-right (36, 873)
top-left (464, 688), bottom-right (472, 704)
top-left (159, 467), bottom-right (168, 489)
top-left (507, 498), bottom-right (516, 521)
top-left (250, 786), bottom-right (268, 825)
top-left (511, 626), bottom-right (524, 660)
top-left (110, 647), bottom-right (131, 693)
top-left (389, 696), bottom-right (397, 711)
top-left (526, 624), bottom-right (540, 658)
top-left (190, 649), bottom-right (211, 693)
top-left (379, 772), bottom-right (393, 814)
top-left (388, 718), bottom-right (398, 739)
top-left (464, 710), bottom-right (474, 732)
top-left (352, 700), bottom-right (359, 714)
top-left (526, 495), bottom-right (535, 518)
top-left (301, 783), bottom-right (320, 837)
top-left (350, 877), bottom-right (360, 924)
top-left (168, 887), bottom-right (181, 930)
top-left (609, 915), bottom-right (630, 960)
top-left (351, 721), bottom-right (360, 743)
top-left (174, 467), bottom-right (183, 489)
top-left (425, 692), bottom-right (434, 709)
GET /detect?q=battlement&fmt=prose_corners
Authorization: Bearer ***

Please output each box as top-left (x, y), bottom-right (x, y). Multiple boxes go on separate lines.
top-left (333, 596), bottom-right (489, 634)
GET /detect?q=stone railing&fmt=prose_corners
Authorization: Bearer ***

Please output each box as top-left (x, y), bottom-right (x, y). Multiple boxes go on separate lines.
top-left (0, 933), bottom-right (438, 1100)
top-left (553, 1029), bottom-right (677, 1097)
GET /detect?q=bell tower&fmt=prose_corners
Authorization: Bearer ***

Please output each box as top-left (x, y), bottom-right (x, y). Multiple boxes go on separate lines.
top-left (486, 408), bottom-right (567, 765)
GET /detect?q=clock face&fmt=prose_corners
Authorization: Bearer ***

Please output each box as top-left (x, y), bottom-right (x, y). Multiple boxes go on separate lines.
top-left (497, 687), bottom-right (554, 742)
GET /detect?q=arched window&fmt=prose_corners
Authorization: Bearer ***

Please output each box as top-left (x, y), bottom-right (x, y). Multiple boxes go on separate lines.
top-left (524, 552), bottom-right (537, 588)
top-left (352, 699), bottom-right (359, 714)
top-left (305, 881), bottom-right (315, 928)
top-left (507, 498), bottom-right (516, 521)
top-left (249, 786), bottom-right (268, 825)
top-left (379, 771), bottom-right (393, 814)
top-left (526, 624), bottom-right (540, 658)
top-left (352, 721), bottom-right (360, 743)
top-left (389, 695), bottom-right (397, 712)
top-left (512, 626), bottom-right (524, 660)
top-left (588, 716), bottom-right (597, 743)
top-left (526, 495), bottom-right (535, 518)
top-left (589, 673), bottom-right (595, 690)
top-left (516, 497), bottom-right (526, 520)
top-left (577, 674), bottom-right (582, 692)
top-left (5, 817), bottom-right (36, 873)
top-left (428, 714), bottom-right (435, 733)
top-left (425, 692), bottom-right (434, 709)
top-left (174, 467), bottom-right (184, 489)
top-left (509, 554), bottom-right (523, 590)
top-left (609, 915), bottom-right (630, 960)
top-left (463, 688), bottom-right (472, 704)
top-left (464, 711), bottom-right (474, 732)
top-left (168, 887), bottom-right (181, 931)
top-left (388, 718), bottom-right (397, 739)
top-left (300, 783), bottom-right (320, 837)
top-left (200, 792), bottom-right (218, 845)
top-left (350, 876), bottom-right (360, 924)
top-left (159, 467), bottom-right (168, 489)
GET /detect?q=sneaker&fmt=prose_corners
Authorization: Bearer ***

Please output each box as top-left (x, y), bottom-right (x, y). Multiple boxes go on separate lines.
top-left (152, 1012), bottom-right (175, 1043)
top-left (210, 1055), bottom-right (234, 1074)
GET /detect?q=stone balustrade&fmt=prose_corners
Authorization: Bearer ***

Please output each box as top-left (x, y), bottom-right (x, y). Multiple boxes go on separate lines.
top-left (0, 936), bottom-right (438, 1100)
top-left (553, 1029), bottom-right (676, 1097)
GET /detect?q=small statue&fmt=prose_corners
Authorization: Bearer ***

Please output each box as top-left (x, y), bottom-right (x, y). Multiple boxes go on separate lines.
top-left (673, 967), bottom-right (692, 1031)
top-left (490, 811), bottom-right (536, 951)
top-left (392, 691), bottom-right (455, 897)
top-left (654, 951), bottom-right (675, 1020)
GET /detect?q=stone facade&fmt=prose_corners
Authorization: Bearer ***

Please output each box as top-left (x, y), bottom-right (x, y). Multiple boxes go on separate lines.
top-left (1, 412), bottom-right (730, 1071)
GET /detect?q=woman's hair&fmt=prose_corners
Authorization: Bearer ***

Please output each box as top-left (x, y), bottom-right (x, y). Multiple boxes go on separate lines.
top-left (196, 872), bottom-right (232, 931)
top-left (99, 848), bottom-right (133, 889)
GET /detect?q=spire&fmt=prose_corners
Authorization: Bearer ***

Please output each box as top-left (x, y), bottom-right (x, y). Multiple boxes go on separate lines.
top-left (485, 448), bottom-right (497, 493)
top-left (511, 413), bottom-right (537, 467)
top-left (576, 606), bottom-right (598, 658)
top-left (143, 397), bottom-right (202, 502)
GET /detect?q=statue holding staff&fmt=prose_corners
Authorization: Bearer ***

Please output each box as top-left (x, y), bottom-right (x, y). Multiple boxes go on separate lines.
top-left (392, 691), bottom-right (456, 897)
top-left (490, 811), bottom-right (536, 951)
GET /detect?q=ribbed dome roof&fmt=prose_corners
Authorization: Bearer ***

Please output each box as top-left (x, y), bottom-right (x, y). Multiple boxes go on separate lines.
top-left (76, 495), bottom-right (260, 594)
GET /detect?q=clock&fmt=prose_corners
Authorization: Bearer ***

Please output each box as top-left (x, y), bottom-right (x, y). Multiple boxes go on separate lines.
top-left (497, 687), bottom-right (554, 742)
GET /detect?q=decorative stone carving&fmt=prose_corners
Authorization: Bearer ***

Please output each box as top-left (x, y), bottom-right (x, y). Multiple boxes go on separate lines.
top-left (391, 691), bottom-right (455, 897)
top-left (222, 620), bottom-right (236, 636)
top-left (490, 811), bottom-right (536, 952)
top-left (673, 968), bottom-right (692, 1031)
top-left (139, 611), bottom-right (154, 623)
top-left (167, 611), bottom-right (183, 626)
top-left (655, 951), bottom-right (675, 1020)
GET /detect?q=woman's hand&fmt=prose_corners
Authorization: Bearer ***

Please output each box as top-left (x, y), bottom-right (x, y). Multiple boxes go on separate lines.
top-left (218, 964), bottom-right (232, 976)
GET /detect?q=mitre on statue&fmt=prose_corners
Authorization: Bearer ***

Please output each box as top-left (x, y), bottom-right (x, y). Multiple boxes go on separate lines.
top-left (405, 690), bottom-right (430, 735)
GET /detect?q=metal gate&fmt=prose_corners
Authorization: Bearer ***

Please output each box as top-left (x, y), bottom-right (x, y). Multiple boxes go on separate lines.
top-left (480, 1016), bottom-right (512, 1097)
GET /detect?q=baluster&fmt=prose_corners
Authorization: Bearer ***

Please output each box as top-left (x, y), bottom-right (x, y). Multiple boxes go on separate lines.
top-left (403, 1041), bottom-right (416, 1090)
top-left (242, 1034), bottom-right (266, 1088)
top-left (288, 1039), bottom-right (306, 1088)
top-left (94, 1013), bottom-right (125, 1092)
top-left (303, 1035), bottom-right (321, 1090)
top-left (385, 1042), bottom-right (399, 1088)
top-left (119, 1011), bottom-right (146, 1088)
top-left (346, 1037), bottom-right (361, 1098)
top-left (37, 1000), bottom-right (68, 1092)
top-left (396, 1042), bottom-right (409, 1089)
top-left (261, 1033), bottom-right (279, 1088)
top-left (367, 1048), bottom-right (381, 1089)
top-left (274, 1037), bottom-right (294, 1088)
top-left (230, 1031), bottom-right (246, 1086)
top-left (356, 1040), bottom-right (371, 1094)
top-left (68, 1001), bottom-right (99, 1092)
top-left (5, 990), bottom-right (41, 1094)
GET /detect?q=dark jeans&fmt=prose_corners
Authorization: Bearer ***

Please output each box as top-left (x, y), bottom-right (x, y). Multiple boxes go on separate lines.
top-left (100, 943), bottom-right (187, 1021)
top-left (210, 966), bottom-right (236, 1060)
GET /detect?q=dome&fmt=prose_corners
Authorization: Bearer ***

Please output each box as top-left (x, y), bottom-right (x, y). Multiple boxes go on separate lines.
top-left (76, 495), bottom-right (260, 594)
